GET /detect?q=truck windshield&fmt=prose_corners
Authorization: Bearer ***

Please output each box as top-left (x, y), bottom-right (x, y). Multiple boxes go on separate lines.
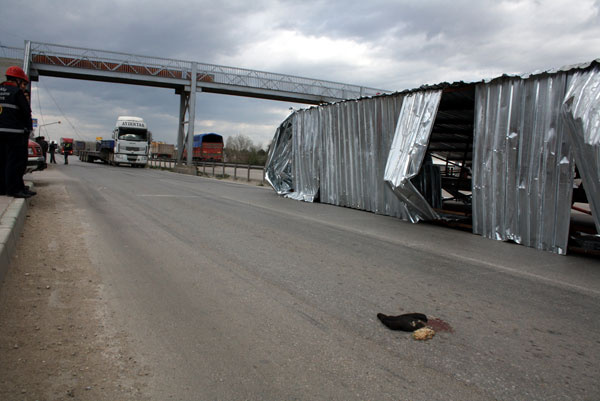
top-left (118, 127), bottom-right (148, 142)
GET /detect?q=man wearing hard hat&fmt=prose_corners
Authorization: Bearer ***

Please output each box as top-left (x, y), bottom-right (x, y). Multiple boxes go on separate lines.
top-left (0, 66), bottom-right (35, 198)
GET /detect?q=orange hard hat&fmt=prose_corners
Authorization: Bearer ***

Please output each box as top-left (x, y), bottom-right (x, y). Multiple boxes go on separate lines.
top-left (6, 66), bottom-right (29, 82)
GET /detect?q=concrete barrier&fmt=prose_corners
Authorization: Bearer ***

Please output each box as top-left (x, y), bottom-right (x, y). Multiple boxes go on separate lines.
top-left (0, 192), bottom-right (30, 287)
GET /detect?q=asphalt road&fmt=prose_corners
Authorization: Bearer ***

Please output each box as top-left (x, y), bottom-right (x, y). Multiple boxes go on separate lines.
top-left (57, 158), bottom-right (599, 400)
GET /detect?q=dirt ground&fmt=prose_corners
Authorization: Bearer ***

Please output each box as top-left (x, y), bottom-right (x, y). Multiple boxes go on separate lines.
top-left (0, 178), bottom-right (152, 401)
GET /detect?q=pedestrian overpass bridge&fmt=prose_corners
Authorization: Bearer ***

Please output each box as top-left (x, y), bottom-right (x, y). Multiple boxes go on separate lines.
top-left (0, 41), bottom-right (388, 163)
top-left (24, 41), bottom-right (385, 104)
top-left (16, 41), bottom-right (388, 163)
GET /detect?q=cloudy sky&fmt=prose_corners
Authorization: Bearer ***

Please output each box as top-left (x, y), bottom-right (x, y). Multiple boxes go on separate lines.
top-left (1, 0), bottom-right (599, 148)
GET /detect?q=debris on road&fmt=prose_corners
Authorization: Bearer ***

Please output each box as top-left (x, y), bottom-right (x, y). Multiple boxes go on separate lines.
top-left (413, 327), bottom-right (436, 341)
top-left (376, 312), bottom-right (428, 331)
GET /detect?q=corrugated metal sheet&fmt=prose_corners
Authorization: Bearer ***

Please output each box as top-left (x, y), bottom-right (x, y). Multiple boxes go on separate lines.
top-left (288, 107), bottom-right (320, 202)
top-left (562, 66), bottom-right (600, 233)
top-left (384, 90), bottom-right (442, 223)
top-left (319, 96), bottom-right (408, 217)
top-left (265, 95), bottom-right (410, 218)
top-left (472, 73), bottom-right (574, 254)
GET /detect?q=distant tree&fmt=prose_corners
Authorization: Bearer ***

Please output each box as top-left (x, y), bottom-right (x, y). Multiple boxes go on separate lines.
top-left (226, 134), bottom-right (253, 153)
top-left (225, 134), bottom-right (254, 163)
top-left (247, 145), bottom-right (269, 166)
top-left (224, 134), bottom-right (270, 165)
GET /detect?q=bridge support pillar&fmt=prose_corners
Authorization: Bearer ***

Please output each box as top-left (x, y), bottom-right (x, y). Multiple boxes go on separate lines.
top-left (177, 93), bottom-right (186, 162)
top-left (176, 62), bottom-right (199, 167)
top-left (187, 62), bottom-right (197, 167)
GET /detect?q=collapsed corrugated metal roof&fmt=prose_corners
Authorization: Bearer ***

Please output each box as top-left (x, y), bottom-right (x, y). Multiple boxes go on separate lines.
top-left (265, 60), bottom-right (600, 255)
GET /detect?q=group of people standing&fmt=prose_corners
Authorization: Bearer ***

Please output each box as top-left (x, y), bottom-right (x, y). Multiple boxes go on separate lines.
top-left (34, 136), bottom-right (62, 165)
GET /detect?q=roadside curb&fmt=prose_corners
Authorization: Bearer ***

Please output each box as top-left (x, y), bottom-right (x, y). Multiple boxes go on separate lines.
top-left (0, 185), bottom-right (32, 286)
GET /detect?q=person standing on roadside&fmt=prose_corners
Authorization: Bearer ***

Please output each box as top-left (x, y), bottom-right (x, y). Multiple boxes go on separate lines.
top-left (36, 136), bottom-right (49, 162)
top-left (63, 141), bottom-right (72, 164)
top-left (0, 66), bottom-right (35, 198)
top-left (48, 140), bottom-right (57, 164)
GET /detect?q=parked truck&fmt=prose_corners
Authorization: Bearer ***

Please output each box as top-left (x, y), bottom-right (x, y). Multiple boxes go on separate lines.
top-left (78, 116), bottom-right (150, 167)
top-left (74, 139), bottom-right (96, 155)
top-left (182, 133), bottom-right (224, 162)
top-left (150, 142), bottom-right (175, 159)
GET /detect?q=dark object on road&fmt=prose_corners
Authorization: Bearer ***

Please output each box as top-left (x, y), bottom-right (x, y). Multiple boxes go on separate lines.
top-left (377, 312), bottom-right (428, 331)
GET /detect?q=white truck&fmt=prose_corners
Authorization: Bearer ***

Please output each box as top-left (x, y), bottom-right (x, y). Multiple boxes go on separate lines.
top-left (78, 116), bottom-right (150, 167)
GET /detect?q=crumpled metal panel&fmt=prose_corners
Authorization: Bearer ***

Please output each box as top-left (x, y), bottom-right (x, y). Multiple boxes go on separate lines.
top-left (384, 90), bottom-right (442, 223)
top-left (562, 66), bottom-right (600, 233)
top-left (264, 107), bottom-right (323, 202)
top-left (472, 74), bottom-right (574, 254)
top-left (264, 116), bottom-right (293, 195)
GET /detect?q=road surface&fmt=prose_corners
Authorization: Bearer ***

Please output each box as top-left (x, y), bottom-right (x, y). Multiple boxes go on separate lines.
top-left (3, 159), bottom-right (600, 400)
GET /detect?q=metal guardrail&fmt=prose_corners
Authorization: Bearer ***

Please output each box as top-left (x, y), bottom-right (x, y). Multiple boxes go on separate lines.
top-left (28, 41), bottom-right (387, 100)
top-left (148, 158), bottom-right (266, 183)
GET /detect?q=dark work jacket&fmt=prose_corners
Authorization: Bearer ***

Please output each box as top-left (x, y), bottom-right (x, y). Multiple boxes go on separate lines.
top-left (0, 81), bottom-right (33, 135)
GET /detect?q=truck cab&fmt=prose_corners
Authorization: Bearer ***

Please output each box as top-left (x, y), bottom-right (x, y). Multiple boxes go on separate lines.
top-left (59, 137), bottom-right (74, 155)
top-left (112, 116), bottom-right (150, 167)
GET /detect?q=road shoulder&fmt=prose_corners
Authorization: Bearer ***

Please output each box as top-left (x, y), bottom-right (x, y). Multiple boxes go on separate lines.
top-left (0, 177), bottom-right (151, 400)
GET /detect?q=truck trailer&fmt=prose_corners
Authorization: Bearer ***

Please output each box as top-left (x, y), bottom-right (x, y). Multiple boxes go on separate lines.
top-left (78, 116), bottom-right (150, 167)
top-left (150, 142), bottom-right (175, 159)
top-left (182, 133), bottom-right (224, 162)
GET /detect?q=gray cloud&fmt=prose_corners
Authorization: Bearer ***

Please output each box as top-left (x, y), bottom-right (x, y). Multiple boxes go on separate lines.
top-left (2, 0), bottom-right (599, 149)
